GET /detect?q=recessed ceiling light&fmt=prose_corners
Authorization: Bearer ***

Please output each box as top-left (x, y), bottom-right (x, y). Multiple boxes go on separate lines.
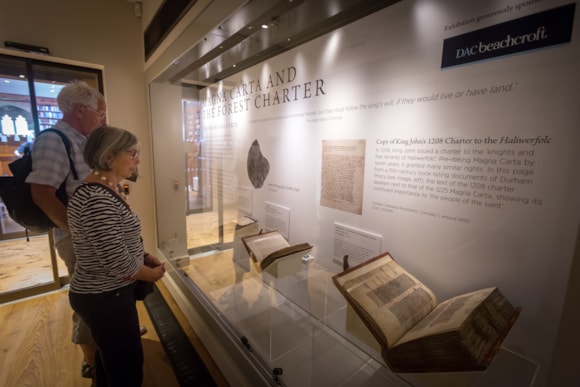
top-left (261, 24), bottom-right (269, 29)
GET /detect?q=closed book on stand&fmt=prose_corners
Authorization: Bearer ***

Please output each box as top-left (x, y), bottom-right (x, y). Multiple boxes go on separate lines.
top-left (242, 230), bottom-right (312, 271)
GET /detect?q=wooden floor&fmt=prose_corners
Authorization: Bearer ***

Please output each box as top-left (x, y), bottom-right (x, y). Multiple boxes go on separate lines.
top-left (0, 207), bottom-right (239, 295)
top-left (0, 207), bottom-right (238, 386)
top-left (0, 280), bottom-right (228, 387)
top-left (0, 234), bottom-right (61, 294)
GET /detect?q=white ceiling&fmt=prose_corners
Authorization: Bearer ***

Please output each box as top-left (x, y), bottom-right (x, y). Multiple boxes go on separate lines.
top-left (0, 77), bottom-right (63, 99)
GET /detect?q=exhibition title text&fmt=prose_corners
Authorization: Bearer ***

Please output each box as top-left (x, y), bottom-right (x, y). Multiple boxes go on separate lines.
top-left (201, 66), bottom-right (325, 119)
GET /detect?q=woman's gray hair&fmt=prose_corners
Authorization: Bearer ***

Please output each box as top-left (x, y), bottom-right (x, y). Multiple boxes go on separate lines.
top-left (57, 80), bottom-right (104, 113)
top-left (85, 125), bottom-right (138, 170)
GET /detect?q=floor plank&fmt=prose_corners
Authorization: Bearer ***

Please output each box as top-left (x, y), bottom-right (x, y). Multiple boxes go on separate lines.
top-left (0, 285), bottom-right (227, 387)
top-left (0, 209), bottom-right (232, 386)
top-left (0, 235), bottom-right (59, 293)
top-left (0, 289), bottom-right (91, 387)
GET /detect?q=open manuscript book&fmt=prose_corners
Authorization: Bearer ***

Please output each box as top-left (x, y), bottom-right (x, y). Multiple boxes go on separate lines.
top-left (332, 252), bottom-right (521, 373)
top-left (242, 230), bottom-right (312, 271)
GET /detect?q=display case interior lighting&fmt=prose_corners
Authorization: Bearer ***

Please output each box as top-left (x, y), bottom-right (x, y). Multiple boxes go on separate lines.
top-left (414, 0), bottom-right (446, 38)
top-left (321, 31), bottom-right (342, 67)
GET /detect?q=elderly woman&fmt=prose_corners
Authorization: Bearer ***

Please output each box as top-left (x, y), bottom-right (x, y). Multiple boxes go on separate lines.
top-left (67, 125), bottom-right (165, 386)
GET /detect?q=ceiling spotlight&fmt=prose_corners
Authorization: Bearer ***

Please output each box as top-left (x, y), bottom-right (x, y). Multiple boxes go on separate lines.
top-left (261, 24), bottom-right (269, 29)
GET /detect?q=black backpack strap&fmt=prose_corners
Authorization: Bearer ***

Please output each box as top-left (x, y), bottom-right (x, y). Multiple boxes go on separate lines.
top-left (39, 128), bottom-right (79, 180)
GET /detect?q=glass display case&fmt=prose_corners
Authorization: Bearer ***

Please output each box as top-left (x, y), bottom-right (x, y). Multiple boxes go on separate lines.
top-left (143, 2), bottom-right (580, 384)
top-left (157, 215), bottom-right (539, 387)
top-left (148, 80), bottom-right (539, 386)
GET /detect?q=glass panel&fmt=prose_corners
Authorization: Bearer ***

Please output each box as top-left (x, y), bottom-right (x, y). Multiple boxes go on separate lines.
top-left (150, 83), bottom-right (235, 259)
top-left (149, 79), bottom-right (404, 385)
top-left (0, 54), bottom-right (103, 303)
top-left (0, 55), bottom-right (31, 182)
top-left (183, 100), bottom-right (205, 212)
top-left (35, 82), bottom-right (63, 132)
top-left (0, 55), bottom-right (56, 300)
top-left (148, 51), bottom-right (540, 387)
top-left (32, 63), bottom-right (101, 133)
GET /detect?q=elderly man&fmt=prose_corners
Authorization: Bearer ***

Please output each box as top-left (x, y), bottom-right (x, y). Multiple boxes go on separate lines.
top-left (27, 80), bottom-right (106, 378)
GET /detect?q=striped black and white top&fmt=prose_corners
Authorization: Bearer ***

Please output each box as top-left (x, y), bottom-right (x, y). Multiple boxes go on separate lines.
top-left (67, 183), bottom-right (144, 294)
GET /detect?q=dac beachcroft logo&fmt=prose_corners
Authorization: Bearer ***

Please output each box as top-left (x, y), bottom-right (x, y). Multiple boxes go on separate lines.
top-left (455, 26), bottom-right (548, 59)
top-left (441, 3), bottom-right (575, 68)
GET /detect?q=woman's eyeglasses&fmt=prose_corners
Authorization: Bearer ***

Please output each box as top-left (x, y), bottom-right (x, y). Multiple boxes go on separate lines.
top-left (126, 150), bottom-right (140, 160)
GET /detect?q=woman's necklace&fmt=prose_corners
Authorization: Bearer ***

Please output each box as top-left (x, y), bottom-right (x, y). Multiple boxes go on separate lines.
top-left (92, 170), bottom-right (127, 201)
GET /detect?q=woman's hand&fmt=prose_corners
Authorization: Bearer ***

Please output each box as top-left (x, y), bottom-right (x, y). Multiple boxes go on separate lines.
top-left (144, 253), bottom-right (166, 281)
top-left (149, 263), bottom-right (166, 282)
top-left (144, 253), bottom-right (163, 267)
top-left (133, 257), bottom-right (166, 282)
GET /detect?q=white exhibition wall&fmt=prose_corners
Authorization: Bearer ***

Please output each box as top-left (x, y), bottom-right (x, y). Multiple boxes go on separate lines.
top-left (199, 0), bottom-right (579, 385)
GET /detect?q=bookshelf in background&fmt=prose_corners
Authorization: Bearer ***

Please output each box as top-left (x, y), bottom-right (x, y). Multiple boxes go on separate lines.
top-left (37, 98), bottom-right (61, 131)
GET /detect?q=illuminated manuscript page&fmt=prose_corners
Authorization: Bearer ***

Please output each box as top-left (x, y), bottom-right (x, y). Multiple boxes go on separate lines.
top-left (335, 253), bottom-right (437, 347)
top-left (394, 287), bottom-right (495, 346)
